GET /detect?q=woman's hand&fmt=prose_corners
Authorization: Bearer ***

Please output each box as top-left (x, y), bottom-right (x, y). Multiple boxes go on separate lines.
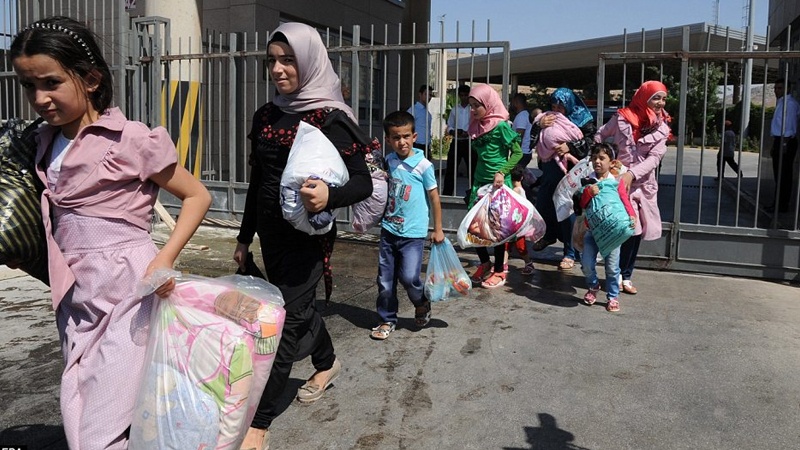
top-left (539, 114), bottom-right (557, 129)
top-left (300, 177), bottom-right (329, 213)
top-left (493, 172), bottom-right (505, 188)
top-left (554, 142), bottom-right (570, 156)
top-left (620, 171), bottom-right (634, 191)
top-left (233, 242), bottom-right (249, 270)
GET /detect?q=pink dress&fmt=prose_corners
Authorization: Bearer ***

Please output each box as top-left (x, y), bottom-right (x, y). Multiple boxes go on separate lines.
top-left (35, 108), bottom-right (178, 450)
top-left (595, 114), bottom-right (670, 241)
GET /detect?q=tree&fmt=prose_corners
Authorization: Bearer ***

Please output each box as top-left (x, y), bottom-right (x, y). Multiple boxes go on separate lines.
top-left (658, 63), bottom-right (724, 143)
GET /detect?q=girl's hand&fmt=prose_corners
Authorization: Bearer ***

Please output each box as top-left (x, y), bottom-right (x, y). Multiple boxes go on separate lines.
top-left (430, 229), bottom-right (445, 244)
top-left (300, 177), bottom-right (329, 213)
top-left (233, 242), bottom-right (249, 270)
top-left (145, 256), bottom-right (176, 298)
top-left (493, 172), bottom-right (505, 188)
top-left (589, 184), bottom-right (600, 196)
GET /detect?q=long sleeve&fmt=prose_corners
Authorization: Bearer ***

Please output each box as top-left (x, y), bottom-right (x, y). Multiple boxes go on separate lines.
top-left (617, 181), bottom-right (636, 217)
top-left (237, 146), bottom-right (260, 245)
top-left (323, 111), bottom-right (373, 209)
top-left (499, 140), bottom-right (523, 175)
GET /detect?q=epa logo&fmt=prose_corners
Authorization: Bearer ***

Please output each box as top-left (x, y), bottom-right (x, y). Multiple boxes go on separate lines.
top-left (2, 446), bottom-right (28, 450)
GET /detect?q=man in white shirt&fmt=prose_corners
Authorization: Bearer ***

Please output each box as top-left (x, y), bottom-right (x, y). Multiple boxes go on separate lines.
top-left (769, 79), bottom-right (800, 213)
top-left (511, 93), bottom-right (532, 169)
top-left (442, 84), bottom-right (475, 196)
top-left (407, 84), bottom-right (434, 156)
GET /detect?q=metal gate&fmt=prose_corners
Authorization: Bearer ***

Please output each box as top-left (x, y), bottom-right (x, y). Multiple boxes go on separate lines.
top-left (597, 26), bottom-right (800, 281)
top-left (135, 23), bottom-right (511, 234)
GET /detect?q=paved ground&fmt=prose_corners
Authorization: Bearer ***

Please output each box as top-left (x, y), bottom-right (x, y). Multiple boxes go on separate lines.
top-left (0, 223), bottom-right (798, 450)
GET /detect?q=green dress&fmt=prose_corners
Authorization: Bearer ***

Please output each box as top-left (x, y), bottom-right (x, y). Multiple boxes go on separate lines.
top-left (467, 121), bottom-right (522, 207)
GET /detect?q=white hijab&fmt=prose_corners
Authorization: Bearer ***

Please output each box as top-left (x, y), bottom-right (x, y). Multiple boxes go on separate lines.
top-left (270, 22), bottom-right (357, 122)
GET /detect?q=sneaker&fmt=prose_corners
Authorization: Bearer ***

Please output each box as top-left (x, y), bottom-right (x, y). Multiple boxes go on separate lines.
top-left (520, 261), bottom-right (536, 275)
top-left (583, 284), bottom-right (600, 305)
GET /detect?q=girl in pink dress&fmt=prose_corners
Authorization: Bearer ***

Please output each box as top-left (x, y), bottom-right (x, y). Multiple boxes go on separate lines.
top-left (595, 80), bottom-right (671, 295)
top-left (11, 16), bottom-right (211, 449)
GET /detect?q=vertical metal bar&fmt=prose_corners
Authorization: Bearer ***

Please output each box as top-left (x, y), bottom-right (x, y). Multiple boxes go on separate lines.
top-left (622, 29), bottom-right (628, 106)
top-left (670, 27), bottom-right (690, 261)
top-left (228, 33), bottom-right (238, 189)
top-left (640, 28), bottom-right (645, 84)
top-left (597, 58), bottom-right (605, 130)
top-left (351, 25), bottom-right (360, 123)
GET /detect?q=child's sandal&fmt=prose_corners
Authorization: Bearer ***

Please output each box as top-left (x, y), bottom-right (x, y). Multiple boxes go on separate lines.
top-left (606, 298), bottom-right (620, 312)
top-left (414, 301), bottom-right (432, 327)
top-left (370, 322), bottom-right (396, 340)
top-left (481, 272), bottom-right (506, 289)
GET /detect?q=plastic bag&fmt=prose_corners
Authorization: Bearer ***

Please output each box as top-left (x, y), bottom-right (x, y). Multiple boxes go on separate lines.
top-left (553, 157), bottom-right (593, 222)
top-left (130, 273), bottom-right (286, 450)
top-left (572, 214), bottom-right (588, 253)
top-left (280, 121), bottom-right (349, 235)
top-left (585, 179), bottom-right (635, 258)
top-left (424, 239), bottom-right (471, 302)
top-left (351, 149), bottom-right (388, 233)
top-left (0, 118), bottom-right (48, 284)
top-left (457, 184), bottom-right (540, 249)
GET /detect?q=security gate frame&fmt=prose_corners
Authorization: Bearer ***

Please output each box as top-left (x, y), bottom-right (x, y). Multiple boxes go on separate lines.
top-left (596, 26), bottom-right (799, 282)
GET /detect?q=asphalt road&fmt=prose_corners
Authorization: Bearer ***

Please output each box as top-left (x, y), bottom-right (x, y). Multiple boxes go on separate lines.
top-left (1, 224), bottom-right (799, 450)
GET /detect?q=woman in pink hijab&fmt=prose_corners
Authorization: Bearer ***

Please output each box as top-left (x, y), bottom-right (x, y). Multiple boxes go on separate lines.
top-left (233, 22), bottom-right (374, 450)
top-left (465, 84), bottom-right (522, 288)
top-left (596, 80), bottom-right (671, 295)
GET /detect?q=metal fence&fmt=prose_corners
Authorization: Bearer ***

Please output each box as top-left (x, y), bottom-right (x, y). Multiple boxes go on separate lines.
top-left (597, 26), bottom-right (800, 281)
top-left (140, 24), bottom-right (511, 230)
top-left (1, 3), bottom-right (797, 281)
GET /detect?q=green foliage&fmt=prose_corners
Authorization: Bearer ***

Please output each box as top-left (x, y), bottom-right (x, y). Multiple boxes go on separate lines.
top-left (430, 135), bottom-right (452, 160)
top-left (658, 64), bottom-right (725, 142)
top-left (526, 84), bottom-right (552, 111)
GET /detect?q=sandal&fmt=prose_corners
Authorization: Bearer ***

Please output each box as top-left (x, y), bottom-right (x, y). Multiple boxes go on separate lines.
top-left (520, 261), bottom-right (536, 276)
top-left (558, 258), bottom-right (575, 271)
top-left (481, 272), bottom-right (506, 289)
top-left (531, 237), bottom-right (556, 252)
top-left (414, 301), bottom-right (432, 327)
top-left (606, 297), bottom-right (620, 312)
top-left (583, 284), bottom-right (600, 305)
top-left (370, 322), bottom-right (396, 340)
top-left (621, 280), bottom-right (638, 295)
top-left (470, 262), bottom-right (492, 283)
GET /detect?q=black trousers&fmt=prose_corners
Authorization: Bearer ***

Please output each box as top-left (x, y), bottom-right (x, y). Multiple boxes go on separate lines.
top-left (771, 136), bottom-right (798, 210)
top-left (250, 218), bottom-right (336, 429)
top-left (441, 138), bottom-right (476, 196)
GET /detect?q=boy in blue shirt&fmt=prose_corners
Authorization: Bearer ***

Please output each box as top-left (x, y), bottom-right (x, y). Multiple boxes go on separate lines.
top-left (371, 111), bottom-right (445, 340)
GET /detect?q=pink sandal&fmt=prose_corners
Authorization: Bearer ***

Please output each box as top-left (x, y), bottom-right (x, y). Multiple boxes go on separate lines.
top-left (481, 272), bottom-right (506, 289)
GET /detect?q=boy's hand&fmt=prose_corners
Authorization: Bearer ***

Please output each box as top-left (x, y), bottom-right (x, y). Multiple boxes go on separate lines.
top-left (430, 229), bottom-right (445, 244)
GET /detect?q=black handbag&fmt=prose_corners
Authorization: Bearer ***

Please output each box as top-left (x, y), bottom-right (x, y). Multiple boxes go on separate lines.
top-left (0, 118), bottom-right (49, 284)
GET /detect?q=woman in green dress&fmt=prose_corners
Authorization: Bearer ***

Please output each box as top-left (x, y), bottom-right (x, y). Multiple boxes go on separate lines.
top-left (466, 84), bottom-right (522, 289)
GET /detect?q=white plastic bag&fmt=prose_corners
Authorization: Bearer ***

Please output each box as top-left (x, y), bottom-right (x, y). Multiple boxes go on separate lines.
top-left (280, 121), bottom-right (349, 235)
top-left (553, 157), bottom-right (593, 222)
top-left (457, 184), bottom-right (539, 249)
top-left (130, 274), bottom-right (286, 450)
